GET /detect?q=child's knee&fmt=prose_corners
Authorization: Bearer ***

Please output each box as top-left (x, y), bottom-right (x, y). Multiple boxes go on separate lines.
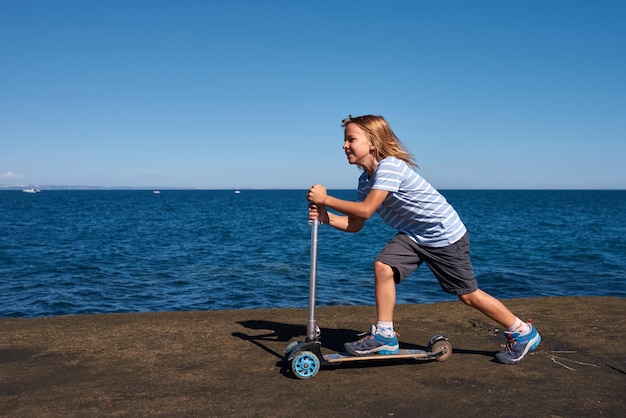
top-left (373, 261), bottom-right (394, 280)
top-left (458, 290), bottom-right (478, 306)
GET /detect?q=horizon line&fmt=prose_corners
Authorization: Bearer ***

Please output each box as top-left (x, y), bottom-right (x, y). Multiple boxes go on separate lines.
top-left (2, 185), bottom-right (624, 192)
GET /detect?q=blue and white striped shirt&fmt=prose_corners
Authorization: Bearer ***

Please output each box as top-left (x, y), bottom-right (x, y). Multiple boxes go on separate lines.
top-left (357, 157), bottom-right (466, 247)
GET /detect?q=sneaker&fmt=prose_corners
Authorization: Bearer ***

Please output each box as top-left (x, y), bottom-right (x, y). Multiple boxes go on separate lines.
top-left (495, 322), bottom-right (541, 364)
top-left (344, 325), bottom-right (400, 356)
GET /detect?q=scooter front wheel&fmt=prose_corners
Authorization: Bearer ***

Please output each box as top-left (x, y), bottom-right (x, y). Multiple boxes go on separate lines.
top-left (291, 351), bottom-right (320, 379)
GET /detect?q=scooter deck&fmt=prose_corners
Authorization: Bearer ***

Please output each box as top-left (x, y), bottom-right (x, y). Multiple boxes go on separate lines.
top-left (324, 349), bottom-right (434, 363)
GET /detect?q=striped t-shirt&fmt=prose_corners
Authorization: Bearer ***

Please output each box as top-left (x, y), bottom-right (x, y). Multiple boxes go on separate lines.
top-left (357, 157), bottom-right (466, 247)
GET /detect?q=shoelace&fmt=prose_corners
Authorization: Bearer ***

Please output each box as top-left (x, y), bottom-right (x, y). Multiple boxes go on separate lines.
top-left (355, 331), bottom-right (375, 343)
top-left (504, 335), bottom-right (517, 352)
top-left (355, 329), bottom-right (400, 341)
top-left (504, 319), bottom-right (533, 351)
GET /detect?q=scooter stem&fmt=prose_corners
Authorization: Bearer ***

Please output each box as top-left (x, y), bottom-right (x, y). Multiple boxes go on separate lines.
top-left (306, 218), bottom-right (319, 341)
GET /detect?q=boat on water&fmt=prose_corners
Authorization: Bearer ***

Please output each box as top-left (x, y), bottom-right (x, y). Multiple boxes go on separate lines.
top-left (22, 188), bottom-right (40, 193)
top-left (235, 190), bottom-right (241, 194)
top-left (153, 190), bottom-right (161, 194)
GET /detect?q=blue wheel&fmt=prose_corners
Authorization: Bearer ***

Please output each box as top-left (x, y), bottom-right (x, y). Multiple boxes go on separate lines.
top-left (291, 351), bottom-right (320, 379)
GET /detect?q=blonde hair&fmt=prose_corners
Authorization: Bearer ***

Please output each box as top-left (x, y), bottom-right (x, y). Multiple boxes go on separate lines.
top-left (342, 115), bottom-right (417, 167)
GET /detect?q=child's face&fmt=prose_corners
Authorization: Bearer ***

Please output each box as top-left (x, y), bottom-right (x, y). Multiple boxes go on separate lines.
top-left (343, 123), bottom-right (375, 170)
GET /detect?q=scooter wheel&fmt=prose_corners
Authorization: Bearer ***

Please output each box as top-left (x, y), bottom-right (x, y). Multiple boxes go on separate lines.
top-left (431, 340), bottom-right (452, 362)
top-left (291, 351), bottom-right (320, 379)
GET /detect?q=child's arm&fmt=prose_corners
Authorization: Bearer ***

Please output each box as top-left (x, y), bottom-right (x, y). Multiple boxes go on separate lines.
top-left (309, 203), bottom-right (365, 233)
top-left (308, 184), bottom-right (388, 220)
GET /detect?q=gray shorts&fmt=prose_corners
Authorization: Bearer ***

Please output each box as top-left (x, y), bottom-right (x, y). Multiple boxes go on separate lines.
top-left (375, 232), bottom-right (478, 295)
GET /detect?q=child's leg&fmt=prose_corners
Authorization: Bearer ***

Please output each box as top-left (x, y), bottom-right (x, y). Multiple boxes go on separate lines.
top-left (460, 289), bottom-right (541, 364)
top-left (343, 260), bottom-right (400, 356)
top-left (374, 261), bottom-right (396, 322)
top-left (457, 289), bottom-right (517, 329)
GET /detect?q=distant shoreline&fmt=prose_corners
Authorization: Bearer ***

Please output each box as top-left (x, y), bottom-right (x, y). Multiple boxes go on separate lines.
top-left (2, 186), bottom-right (625, 191)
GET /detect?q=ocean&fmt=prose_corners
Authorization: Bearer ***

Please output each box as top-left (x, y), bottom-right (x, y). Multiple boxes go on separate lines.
top-left (1, 189), bottom-right (624, 318)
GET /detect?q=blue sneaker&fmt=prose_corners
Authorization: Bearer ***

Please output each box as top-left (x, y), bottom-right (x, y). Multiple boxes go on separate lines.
top-left (495, 322), bottom-right (541, 364)
top-left (344, 325), bottom-right (400, 356)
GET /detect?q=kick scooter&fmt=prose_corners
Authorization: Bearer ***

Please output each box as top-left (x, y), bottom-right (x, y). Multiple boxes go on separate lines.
top-left (284, 219), bottom-right (452, 379)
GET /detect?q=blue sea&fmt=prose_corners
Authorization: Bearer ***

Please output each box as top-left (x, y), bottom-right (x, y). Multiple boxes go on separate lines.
top-left (1, 189), bottom-right (624, 318)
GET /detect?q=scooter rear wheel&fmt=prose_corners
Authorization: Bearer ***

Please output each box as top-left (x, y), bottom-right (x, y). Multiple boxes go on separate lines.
top-left (431, 340), bottom-right (452, 362)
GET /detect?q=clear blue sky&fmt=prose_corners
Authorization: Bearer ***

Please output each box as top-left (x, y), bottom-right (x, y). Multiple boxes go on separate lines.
top-left (1, 1), bottom-right (624, 189)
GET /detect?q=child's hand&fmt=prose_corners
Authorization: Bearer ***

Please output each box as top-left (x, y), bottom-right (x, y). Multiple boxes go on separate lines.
top-left (308, 203), bottom-right (330, 224)
top-left (307, 184), bottom-right (327, 205)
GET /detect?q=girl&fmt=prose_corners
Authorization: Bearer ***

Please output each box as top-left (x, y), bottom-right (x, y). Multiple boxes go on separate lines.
top-left (307, 114), bottom-right (540, 364)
